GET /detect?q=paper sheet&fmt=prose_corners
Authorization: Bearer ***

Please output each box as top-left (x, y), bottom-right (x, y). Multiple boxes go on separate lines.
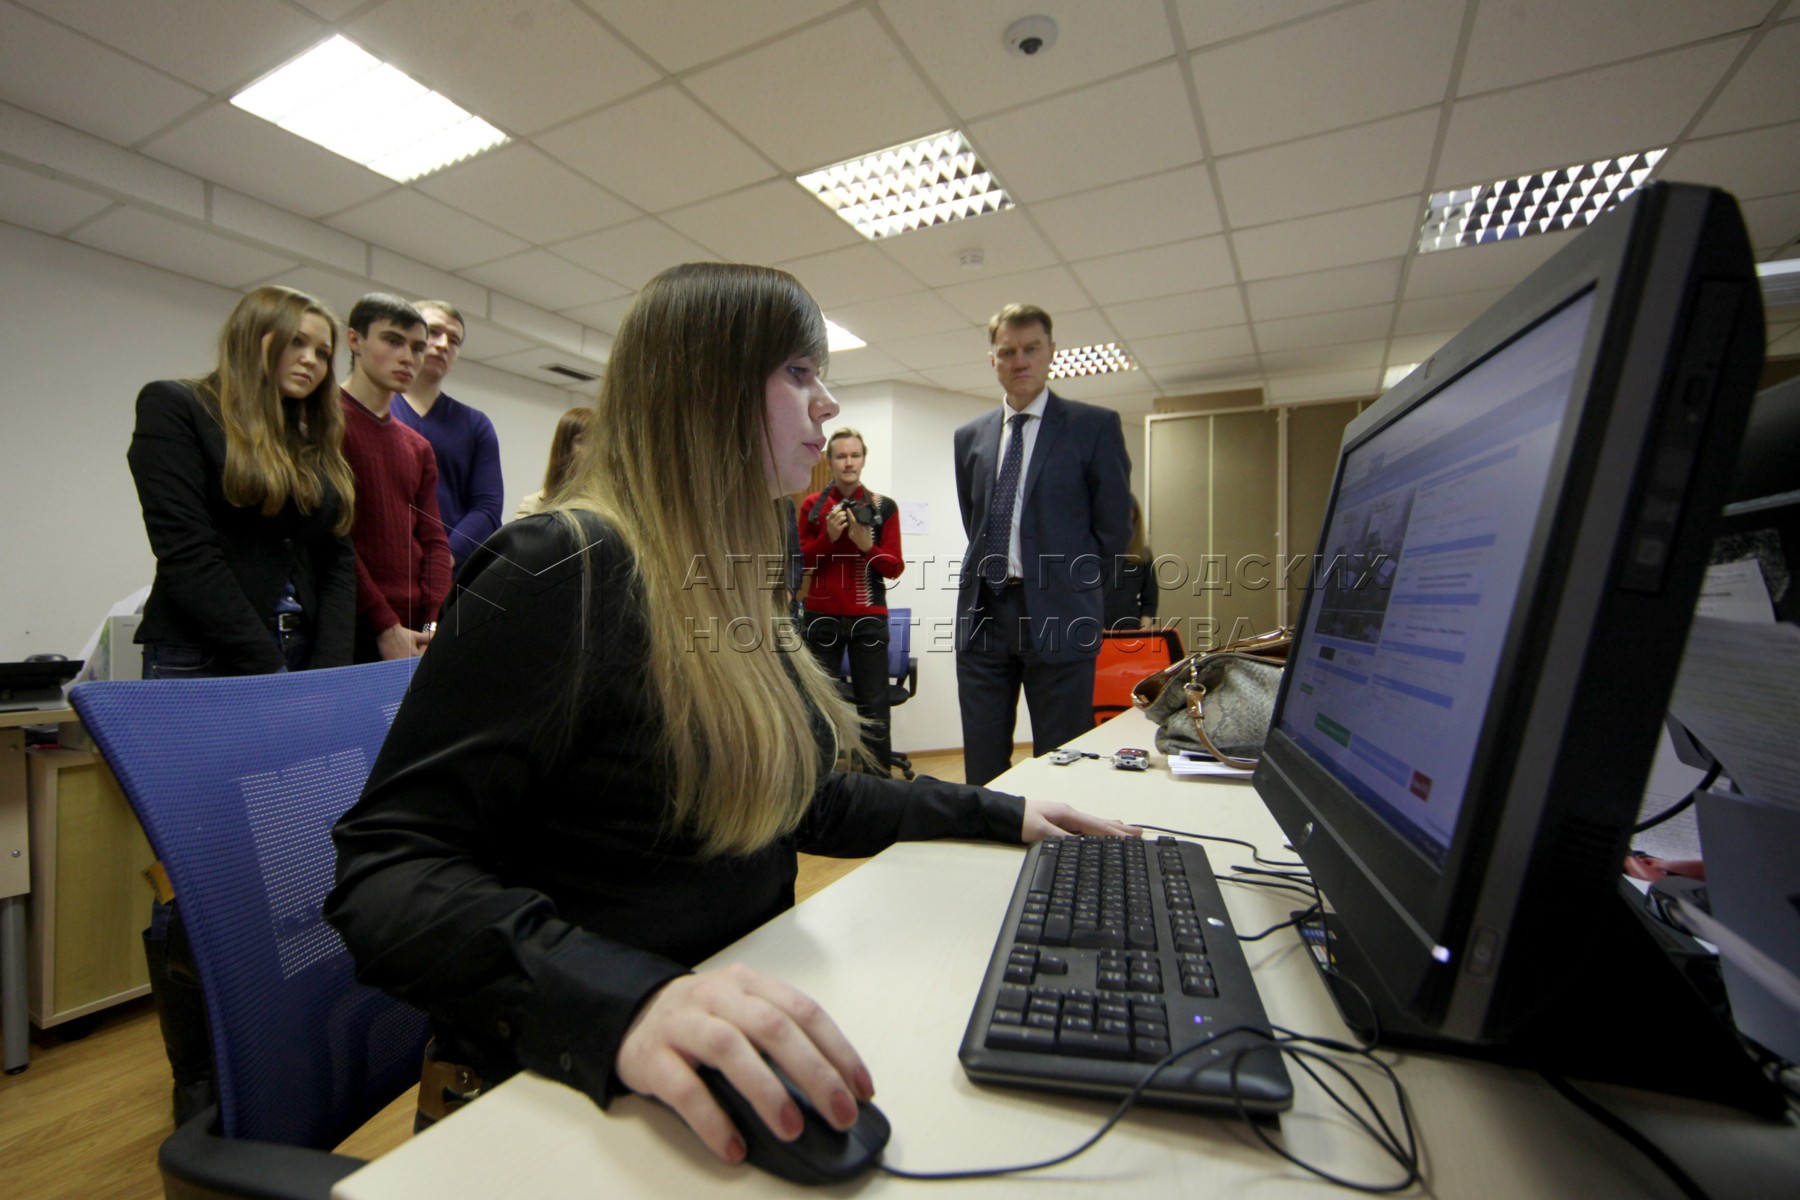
top-left (1168, 752), bottom-right (1255, 779)
top-left (1667, 616), bottom-right (1800, 809)
top-left (1694, 557), bottom-right (1775, 623)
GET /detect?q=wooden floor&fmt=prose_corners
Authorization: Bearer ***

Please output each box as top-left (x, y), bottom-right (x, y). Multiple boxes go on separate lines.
top-left (0, 745), bottom-right (1022, 1199)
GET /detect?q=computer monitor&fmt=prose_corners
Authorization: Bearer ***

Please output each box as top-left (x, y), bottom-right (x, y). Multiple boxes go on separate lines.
top-left (1254, 182), bottom-right (1784, 1114)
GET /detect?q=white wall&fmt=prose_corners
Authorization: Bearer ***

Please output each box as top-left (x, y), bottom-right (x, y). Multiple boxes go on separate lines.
top-left (0, 221), bottom-right (576, 660)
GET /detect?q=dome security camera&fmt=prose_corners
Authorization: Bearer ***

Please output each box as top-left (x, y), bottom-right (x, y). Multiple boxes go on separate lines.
top-left (1003, 15), bottom-right (1058, 58)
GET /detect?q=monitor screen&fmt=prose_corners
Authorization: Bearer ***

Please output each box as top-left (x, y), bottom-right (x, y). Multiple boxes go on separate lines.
top-left (1279, 292), bottom-right (1595, 866)
top-left (1253, 183), bottom-right (1782, 1113)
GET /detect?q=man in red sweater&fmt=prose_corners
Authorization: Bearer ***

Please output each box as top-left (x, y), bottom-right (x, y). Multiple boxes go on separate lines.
top-left (339, 294), bottom-right (452, 663)
top-left (798, 427), bottom-right (905, 771)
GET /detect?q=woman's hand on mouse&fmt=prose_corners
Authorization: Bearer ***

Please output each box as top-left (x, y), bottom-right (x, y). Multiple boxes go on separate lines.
top-left (1019, 797), bottom-right (1140, 843)
top-left (615, 963), bottom-right (874, 1163)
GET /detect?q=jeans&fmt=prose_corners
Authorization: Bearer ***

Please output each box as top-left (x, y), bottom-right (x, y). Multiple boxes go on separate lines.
top-left (801, 610), bottom-right (893, 771)
top-left (142, 629), bottom-right (311, 679)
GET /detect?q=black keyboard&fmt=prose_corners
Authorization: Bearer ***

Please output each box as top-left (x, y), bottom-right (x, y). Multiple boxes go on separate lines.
top-left (958, 836), bottom-right (1294, 1115)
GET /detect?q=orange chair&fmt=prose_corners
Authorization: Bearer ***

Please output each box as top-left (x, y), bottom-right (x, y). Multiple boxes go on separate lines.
top-left (1092, 626), bottom-right (1184, 725)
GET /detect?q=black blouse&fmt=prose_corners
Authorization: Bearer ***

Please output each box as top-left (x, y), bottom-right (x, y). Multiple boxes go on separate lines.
top-left (326, 512), bottom-right (1024, 1106)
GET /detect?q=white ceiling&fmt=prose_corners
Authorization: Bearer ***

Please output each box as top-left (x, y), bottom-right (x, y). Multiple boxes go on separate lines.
top-left (2, 0), bottom-right (1797, 406)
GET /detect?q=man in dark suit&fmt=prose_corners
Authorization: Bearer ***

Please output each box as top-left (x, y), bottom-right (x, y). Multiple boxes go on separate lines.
top-left (953, 304), bottom-right (1132, 785)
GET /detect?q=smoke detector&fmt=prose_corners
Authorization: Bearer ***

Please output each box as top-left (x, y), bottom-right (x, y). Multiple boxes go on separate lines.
top-left (1003, 16), bottom-right (1058, 58)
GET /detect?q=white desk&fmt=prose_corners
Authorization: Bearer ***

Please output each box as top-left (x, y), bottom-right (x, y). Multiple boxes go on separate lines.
top-left (1, 705), bottom-right (73, 1074)
top-left (335, 712), bottom-right (1797, 1198)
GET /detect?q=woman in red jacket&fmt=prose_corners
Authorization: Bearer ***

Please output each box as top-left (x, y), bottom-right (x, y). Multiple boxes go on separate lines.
top-left (797, 428), bottom-right (904, 772)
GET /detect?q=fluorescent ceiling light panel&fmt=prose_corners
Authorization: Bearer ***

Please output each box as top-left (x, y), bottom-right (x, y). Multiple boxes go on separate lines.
top-left (1382, 363), bottom-right (1420, 390)
top-left (1418, 148), bottom-right (1665, 254)
top-left (1050, 343), bottom-right (1136, 379)
top-left (824, 319), bottom-right (866, 352)
top-left (796, 130), bottom-right (1012, 240)
top-left (232, 36), bottom-right (509, 183)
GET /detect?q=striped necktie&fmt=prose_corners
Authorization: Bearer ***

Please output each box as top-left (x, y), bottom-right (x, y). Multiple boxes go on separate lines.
top-left (981, 412), bottom-right (1029, 588)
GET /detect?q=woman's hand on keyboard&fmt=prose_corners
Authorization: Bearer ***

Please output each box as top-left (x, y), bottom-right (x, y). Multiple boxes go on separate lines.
top-left (1020, 798), bottom-right (1140, 843)
top-left (614, 963), bottom-right (874, 1163)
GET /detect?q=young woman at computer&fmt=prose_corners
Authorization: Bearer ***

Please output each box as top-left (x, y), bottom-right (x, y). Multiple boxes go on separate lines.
top-left (129, 284), bottom-right (357, 678)
top-left (326, 263), bottom-right (1134, 1165)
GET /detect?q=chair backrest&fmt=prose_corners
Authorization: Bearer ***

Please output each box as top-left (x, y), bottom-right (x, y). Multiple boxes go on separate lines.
top-left (70, 660), bottom-right (428, 1149)
top-left (1092, 627), bottom-right (1184, 725)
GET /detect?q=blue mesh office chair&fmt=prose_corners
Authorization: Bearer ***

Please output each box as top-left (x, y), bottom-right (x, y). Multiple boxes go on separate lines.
top-left (70, 659), bottom-right (429, 1200)
top-left (833, 607), bottom-right (917, 780)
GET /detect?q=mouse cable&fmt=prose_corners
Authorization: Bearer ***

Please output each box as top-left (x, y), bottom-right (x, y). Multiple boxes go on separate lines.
top-left (1134, 824), bottom-right (1305, 870)
top-left (1540, 1072), bottom-right (1711, 1200)
top-left (1237, 902), bottom-right (1323, 943)
top-left (1219, 874), bottom-right (1320, 902)
top-left (1632, 760), bottom-right (1721, 834)
top-left (879, 1023), bottom-right (1421, 1192)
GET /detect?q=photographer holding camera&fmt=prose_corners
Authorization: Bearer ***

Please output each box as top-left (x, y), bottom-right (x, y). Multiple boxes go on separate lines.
top-left (798, 427), bottom-right (904, 773)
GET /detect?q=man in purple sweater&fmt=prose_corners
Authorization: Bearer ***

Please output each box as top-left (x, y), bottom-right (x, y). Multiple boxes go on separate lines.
top-left (395, 300), bottom-right (504, 570)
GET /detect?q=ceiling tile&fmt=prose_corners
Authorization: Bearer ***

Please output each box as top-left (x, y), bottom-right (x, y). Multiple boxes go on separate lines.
top-left (970, 63), bottom-right (1202, 202)
top-left (873, 209), bottom-right (1059, 287)
top-left (1404, 231), bottom-right (1576, 301)
top-left (826, 347), bottom-right (910, 385)
top-left (581, 0), bottom-right (842, 73)
top-left (883, 0), bottom-right (1176, 118)
top-left (1106, 288), bottom-right (1246, 340)
top-left (0, 4), bottom-right (205, 146)
top-left (1245, 258), bottom-right (1403, 321)
top-left (1174, 0), bottom-right (1343, 51)
top-left (935, 265), bottom-right (1089, 324)
top-left (1694, 22), bottom-right (1800, 137)
top-left (1031, 165), bottom-right (1222, 260)
top-left (368, 248), bottom-right (488, 315)
top-left (920, 360), bottom-right (1004, 394)
top-left (828, 291), bottom-right (969, 343)
top-left (1458, 0), bottom-right (1768, 95)
top-left (328, 190), bottom-right (528, 271)
top-left (538, 87), bottom-right (774, 213)
top-left (686, 9), bottom-right (949, 173)
top-left (1232, 196), bottom-right (1420, 280)
top-left (1, 103), bottom-right (204, 217)
top-left (463, 249), bottom-right (630, 312)
top-left (1191, 0), bottom-right (1461, 155)
top-left (210, 186), bottom-right (365, 275)
top-left (1394, 285), bottom-right (1511, 338)
top-left (416, 144), bottom-right (639, 244)
top-left (1258, 340), bottom-right (1386, 375)
top-left (1046, 308), bottom-right (1120, 349)
top-left (553, 219), bottom-right (718, 291)
top-left (455, 314), bottom-right (540, 363)
top-left (1434, 38), bottom-right (1747, 188)
top-left (257, 265), bottom-right (378, 320)
top-left (491, 294), bottom-right (585, 356)
top-left (1125, 325), bottom-right (1256, 368)
top-left (1148, 356), bottom-right (1264, 393)
top-left (71, 207), bottom-right (297, 288)
top-left (1385, 330), bottom-right (1456, 367)
top-left (777, 243), bottom-right (926, 310)
top-left (481, 344), bottom-right (608, 389)
top-left (0, 162), bottom-right (112, 235)
top-left (1255, 304), bottom-right (1395, 353)
top-left (1738, 190), bottom-right (1800, 256)
top-left (1264, 367), bottom-right (1381, 404)
top-left (1216, 109), bottom-right (1438, 229)
top-left (1072, 236), bottom-right (1235, 306)
top-left (661, 179), bottom-right (863, 263)
top-left (1052, 371), bottom-right (1156, 405)
top-left (18, 0), bottom-right (327, 93)
top-left (347, 0), bottom-right (659, 136)
top-left (1767, 322), bottom-right (1800, 356)
top-left (1662, 122), bottom-right (1800, 203)
top-left (560, 294), bottom-right (637, 333)
top-left (881, 327), bottom-right (990, 371)
top-left (142, 104), bottom-right (394, 220)
top-left (292, 0), bottom-right (359, 17)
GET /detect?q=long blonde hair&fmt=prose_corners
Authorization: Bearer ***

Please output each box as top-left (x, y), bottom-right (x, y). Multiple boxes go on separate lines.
top-left (557, 263), bottom-right (862, 857)
top-left (196, 286), bottom-right (354, 536)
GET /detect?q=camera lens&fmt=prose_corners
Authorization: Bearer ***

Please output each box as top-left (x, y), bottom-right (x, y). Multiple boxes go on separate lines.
top-left (1020, 36), bottom-right (1043, 54)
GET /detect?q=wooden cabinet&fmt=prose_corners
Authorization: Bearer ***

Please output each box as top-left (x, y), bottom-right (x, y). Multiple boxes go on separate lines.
top-left (26, 747), bottom-right (154, 1027)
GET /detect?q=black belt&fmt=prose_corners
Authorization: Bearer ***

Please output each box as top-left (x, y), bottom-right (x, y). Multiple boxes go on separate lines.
top-left (266, 612), bottom-right (303, 633)
top-left (984, 577), bottom-right (1024, 590)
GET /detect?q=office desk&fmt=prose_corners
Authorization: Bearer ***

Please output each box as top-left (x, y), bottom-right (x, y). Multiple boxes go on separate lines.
top-left (335, 713), bottom-right (1797, 1198)
top-left (1, 705), bottom-right (72, 1073)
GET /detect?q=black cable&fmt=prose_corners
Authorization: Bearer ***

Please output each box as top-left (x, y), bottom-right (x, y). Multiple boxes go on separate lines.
top-left (1238, 902), bottom-right (1321, 941)
top-left (1541, 1072), bottom-right (1711, 1200)
top-left (1218, 874), bottom-right (1320, 901)
top-left (1135, 824), bottom-right (1300, 869)
top-left (1632, 761), bottom-right (1721, 834)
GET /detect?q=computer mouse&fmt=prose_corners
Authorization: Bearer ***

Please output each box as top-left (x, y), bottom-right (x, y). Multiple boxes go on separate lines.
top-left (697, 1061), bottom-right (890, 1186)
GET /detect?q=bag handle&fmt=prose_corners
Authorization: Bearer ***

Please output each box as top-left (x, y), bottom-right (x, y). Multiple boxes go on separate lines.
top-left (1181, 680), bottom-right (1261, 770)
top-left (1131, 626), bottom-right (1295, 710)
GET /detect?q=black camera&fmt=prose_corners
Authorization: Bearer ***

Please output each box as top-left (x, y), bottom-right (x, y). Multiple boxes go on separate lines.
top-left (842, 497), bottom-right (875, 526)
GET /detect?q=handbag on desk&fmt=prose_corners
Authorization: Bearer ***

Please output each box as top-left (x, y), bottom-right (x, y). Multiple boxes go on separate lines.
top-left (1131, 628), bottom-right (1293, 768)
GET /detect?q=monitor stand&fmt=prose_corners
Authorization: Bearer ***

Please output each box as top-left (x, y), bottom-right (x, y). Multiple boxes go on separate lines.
top-left (1291, 894), bottom-right (1787, 1118)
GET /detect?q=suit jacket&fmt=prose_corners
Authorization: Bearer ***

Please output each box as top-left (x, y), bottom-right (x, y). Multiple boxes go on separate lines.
top-left (953, 391), bottom-right (1132, 662)
top-left (129, 379), bottom-right (356, 673)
